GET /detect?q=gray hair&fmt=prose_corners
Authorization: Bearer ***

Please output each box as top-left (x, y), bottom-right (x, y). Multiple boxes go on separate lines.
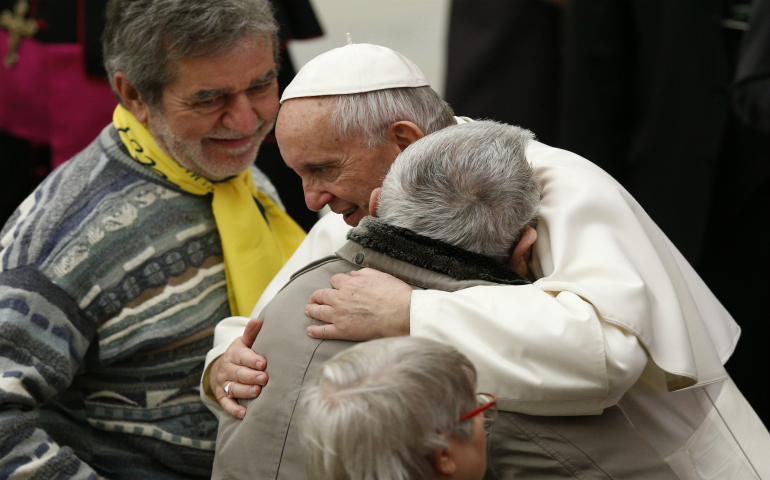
top-left (378, 121), bottom-right (541, 261)
top-left (103, 0), bottom-right (279, 107)
top-left (330, 86), bottom-right (457, 148)
top-left (299, 337), bottom-right (478, 480)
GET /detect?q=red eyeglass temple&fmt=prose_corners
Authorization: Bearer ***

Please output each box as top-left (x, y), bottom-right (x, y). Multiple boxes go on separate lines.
top-left (459, 393), bottom-right (498, 421)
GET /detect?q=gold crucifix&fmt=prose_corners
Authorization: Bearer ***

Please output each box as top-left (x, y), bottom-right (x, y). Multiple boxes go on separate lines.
top-left (0, 0), bottom-right (38, 69)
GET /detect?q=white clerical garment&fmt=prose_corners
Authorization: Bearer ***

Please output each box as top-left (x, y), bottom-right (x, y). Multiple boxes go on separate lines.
top-left (202, 138), bottom-right (769, 480)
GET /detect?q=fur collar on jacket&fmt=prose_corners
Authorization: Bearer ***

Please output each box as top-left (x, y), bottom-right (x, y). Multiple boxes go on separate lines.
top-left (347, 217), bottom-right (529, 286)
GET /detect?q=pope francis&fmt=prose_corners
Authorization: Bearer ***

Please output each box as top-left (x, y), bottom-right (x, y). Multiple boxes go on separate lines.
top-left (203, 43), bottom-right (770, 479)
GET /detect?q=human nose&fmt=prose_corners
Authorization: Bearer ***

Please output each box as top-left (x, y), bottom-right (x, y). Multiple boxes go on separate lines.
top-left (222, 92), bottom-right (258, 134)
top-left (303, 182), bottom-right (334, 212)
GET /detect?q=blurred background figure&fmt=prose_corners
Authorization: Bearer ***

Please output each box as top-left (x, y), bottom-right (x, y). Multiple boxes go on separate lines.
top-left (299, 336), bottom-right (489, 480)
top-left (445, 0), bottom-right (565, 145)
top-left (732, 0), bottom-right (770, 131)
top-left (0, 0), bottom-right (322, 231)
top-left (0, 0), bottom-right (116, 225)
top-left (557, 0), bottom-right (770, 423)
top-left (254, 0), bottom-right (323, 232)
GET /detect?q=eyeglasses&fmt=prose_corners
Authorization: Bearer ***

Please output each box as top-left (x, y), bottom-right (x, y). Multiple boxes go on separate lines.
top-left (459, 393), bottom-right (498, 422)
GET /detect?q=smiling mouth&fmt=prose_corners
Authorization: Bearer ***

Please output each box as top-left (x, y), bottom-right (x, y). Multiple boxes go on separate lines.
top-left (340, 206), bottom-right (357, 217)
top-left (207, 136), bottom-right (253, 148)
top-left (205, 120), bottom-right (266, 150)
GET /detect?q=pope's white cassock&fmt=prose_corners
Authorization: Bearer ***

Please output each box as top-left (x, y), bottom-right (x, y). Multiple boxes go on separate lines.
top-left (202, 131), bottom-right (769, 479)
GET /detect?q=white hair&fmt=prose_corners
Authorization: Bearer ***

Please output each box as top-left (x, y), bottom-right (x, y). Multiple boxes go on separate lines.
top-left (330, 86), bottom-right (457, 148)
top-left (378, 120), bottom-right (541, 261)
top-left (299, 337), bottom-right (478, 480)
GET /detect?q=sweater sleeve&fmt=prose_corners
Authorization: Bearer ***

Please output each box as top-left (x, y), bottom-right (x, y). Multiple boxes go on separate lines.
top-left (0, 267), bottom-right (101, 480)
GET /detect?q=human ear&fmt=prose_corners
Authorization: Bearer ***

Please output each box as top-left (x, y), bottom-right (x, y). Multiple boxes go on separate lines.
top-left (113, 72), bottom-right (151, 123)
top-left (368, 187), bottom-right (383, 217)
top-left (387, 121), bottom-right (425, 152)
top-left (509, 226), bottom-right (538, 276)
top-left (431, 446), bottom-right (458, 475)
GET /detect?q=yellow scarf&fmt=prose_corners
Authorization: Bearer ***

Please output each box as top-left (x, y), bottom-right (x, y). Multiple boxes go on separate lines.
top-left (113, 105), bottom-right (305, 316)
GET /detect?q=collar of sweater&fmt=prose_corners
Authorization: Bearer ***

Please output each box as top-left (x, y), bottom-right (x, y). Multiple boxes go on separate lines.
top-left (341, 217), bottom-right (529, 286)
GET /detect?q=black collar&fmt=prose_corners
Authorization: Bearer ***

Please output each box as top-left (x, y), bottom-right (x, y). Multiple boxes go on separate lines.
top-left (347, 217), bottom-right (529, 286)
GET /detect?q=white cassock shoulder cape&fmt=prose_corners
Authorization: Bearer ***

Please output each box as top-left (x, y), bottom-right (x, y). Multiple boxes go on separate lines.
top-left (202, 136), bottom-right (769, 479)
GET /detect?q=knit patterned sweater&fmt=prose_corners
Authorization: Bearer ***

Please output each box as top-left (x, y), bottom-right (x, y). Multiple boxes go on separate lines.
top-left (0, 125), bottom-right (285, 479)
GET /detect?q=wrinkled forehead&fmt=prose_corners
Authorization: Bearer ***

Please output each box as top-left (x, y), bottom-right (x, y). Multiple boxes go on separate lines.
top-left (167, 37), bottom-right (273, 78)
top-left (276, 97), bottom-right (336, 136)
top-left (279, 96), bottom-right (333, 119)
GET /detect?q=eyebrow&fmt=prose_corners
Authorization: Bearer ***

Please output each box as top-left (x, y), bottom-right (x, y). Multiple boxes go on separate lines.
top-left (250, 68), bottom-right (279, 86)
top-left (188, 88), bottom-right (230, 103)
top-left (298, 159), bottom-right (338, 171)
top-left (187, 68), bottom-right (279, 102)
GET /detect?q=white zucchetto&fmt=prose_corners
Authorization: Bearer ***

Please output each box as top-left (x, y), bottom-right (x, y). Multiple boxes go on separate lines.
top-left (280, 43), bottom-right (430, 103)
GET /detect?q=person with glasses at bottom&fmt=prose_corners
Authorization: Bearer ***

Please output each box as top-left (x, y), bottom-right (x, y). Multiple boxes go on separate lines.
top-left (299, 336), bottom-right (495, 480)
top-left (210, 121), bottom-right (677, 480)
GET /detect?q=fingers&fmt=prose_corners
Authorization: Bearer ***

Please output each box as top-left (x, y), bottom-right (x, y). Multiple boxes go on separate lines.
top-left (220, 396), bottom-right (247, 419)
top-left (241, 318), bottom-right (263, 348)
top-left (217, 380), bottom-right (263, 419)
top-left (348, 267), bottom-right (379, 277)
top-left (224, 381), bottom-right (263, 401)
top-left (329, 268), bottom-right (378, 286)
top-left (216, 372), bottom-right (267, 418)
top-left (213, 328), bottom-right (270, 418)
top-left (319, 269), bottom-right (387, 298)
top-left (306, 323), bottom-right (342, 339)
top-left (225, 363), bottom-right (268, 386)
top-left (329, 272), bottom-right (351, 289)
top-left (308, 287), bottom-right (338, 307)
top-left (229, 344), bottom-right (267, 371)
top-left (305, 302), bottom-right (336, 322)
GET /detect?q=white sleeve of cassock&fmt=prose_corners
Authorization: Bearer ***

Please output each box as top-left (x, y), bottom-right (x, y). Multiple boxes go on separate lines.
top-left (411, 285), bottom-right (648, 416)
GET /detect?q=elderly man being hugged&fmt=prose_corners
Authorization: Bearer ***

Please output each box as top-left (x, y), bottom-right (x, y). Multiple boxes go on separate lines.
top-left (0, 1), bottom-right (303, 479)
top-left (211, 121), bottom-right (677, 480)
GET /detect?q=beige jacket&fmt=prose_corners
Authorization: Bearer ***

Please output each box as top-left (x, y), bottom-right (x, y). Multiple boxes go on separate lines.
top-left (211, 218), bottom-right (675, 480)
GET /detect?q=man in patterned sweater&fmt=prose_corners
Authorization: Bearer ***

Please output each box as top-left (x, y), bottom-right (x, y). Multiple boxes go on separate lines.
top-left (0, 0), bottom-right (304, 478)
